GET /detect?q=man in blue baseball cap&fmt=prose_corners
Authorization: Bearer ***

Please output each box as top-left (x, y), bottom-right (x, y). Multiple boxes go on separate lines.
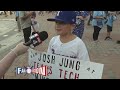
top-left (47, 11), bottom-right (90, 61)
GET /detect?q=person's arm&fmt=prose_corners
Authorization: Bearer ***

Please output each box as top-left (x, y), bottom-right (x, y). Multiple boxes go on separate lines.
top-left (0, 42), bottom-right (29, 78)
top-left (31, 19), bottom-right (37, 32)
top-left (113, 15), bottom-right (117, 21)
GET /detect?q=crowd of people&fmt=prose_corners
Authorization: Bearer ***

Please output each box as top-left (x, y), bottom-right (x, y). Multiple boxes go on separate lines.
top-left (0, 11), bottom-right (120, 79)
top-left (0, 11), bottom-right (13, 17)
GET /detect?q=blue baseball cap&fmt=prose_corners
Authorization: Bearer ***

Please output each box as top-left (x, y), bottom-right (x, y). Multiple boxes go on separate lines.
top-left (47, 11), bottom-right (76, 24)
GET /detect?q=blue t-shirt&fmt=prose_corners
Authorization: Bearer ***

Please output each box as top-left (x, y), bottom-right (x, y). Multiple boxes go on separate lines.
top-left (92, 11), bottom-right (106, 28)
top-left (106, 15), bottom-right (116, 27)
top-left (15, 11), bottom-right (19, 17)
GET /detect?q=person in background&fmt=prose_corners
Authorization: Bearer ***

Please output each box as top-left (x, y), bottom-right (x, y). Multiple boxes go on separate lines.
top-left (31, 11), bottom-right (38, 33)
top-left (92, 11), bottom-right (106, 42)
top-left (10, 11), bottom-right (13, 15)
top-left (4, 11), bottom-right (8, 17)
top-left (19, 11), bottom-right (34, 43)
top-left (105, 11), bottom-right (117, 40)
top-left (72, 11), bottom-right (89, 39)
top-left (87, 11), bottom-right (93, 25)
top-left (15, 11), bottom-right (21, 32)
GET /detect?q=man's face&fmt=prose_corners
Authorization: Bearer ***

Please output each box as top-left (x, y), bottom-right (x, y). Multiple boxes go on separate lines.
top-left (55, 21), bottom-right (75, 36)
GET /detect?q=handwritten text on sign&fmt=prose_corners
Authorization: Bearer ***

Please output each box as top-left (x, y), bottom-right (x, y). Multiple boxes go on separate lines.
top-left (28, 49), bottom-right (104, 79)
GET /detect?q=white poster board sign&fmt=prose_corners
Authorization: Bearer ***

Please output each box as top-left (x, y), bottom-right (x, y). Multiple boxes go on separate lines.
top-left (28, 48), bottom-right (104, 79)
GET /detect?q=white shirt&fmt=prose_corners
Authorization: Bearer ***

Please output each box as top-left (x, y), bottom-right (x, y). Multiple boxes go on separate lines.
top-left (47, 35), bottom-right (90, 61)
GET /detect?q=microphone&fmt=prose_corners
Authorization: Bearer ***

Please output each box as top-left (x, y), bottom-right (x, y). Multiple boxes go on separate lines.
top-left (24, 31), bottom-right (48, 47)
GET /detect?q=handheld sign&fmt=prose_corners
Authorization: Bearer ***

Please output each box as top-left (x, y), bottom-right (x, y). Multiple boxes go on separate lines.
top-left (28, 48), bottom-right (104, 79)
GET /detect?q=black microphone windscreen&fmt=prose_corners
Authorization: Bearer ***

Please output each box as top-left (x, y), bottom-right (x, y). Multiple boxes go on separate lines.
top-left (38, 31), bottom-right (48, 41)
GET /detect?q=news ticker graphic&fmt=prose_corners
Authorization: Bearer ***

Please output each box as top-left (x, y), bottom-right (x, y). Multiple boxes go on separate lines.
top-left (15, 65), bottom-right (48, 76)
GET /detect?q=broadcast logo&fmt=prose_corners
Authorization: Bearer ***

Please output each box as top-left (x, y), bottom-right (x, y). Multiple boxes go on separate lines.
top-left (15, 65), bottom-right (48, 76)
